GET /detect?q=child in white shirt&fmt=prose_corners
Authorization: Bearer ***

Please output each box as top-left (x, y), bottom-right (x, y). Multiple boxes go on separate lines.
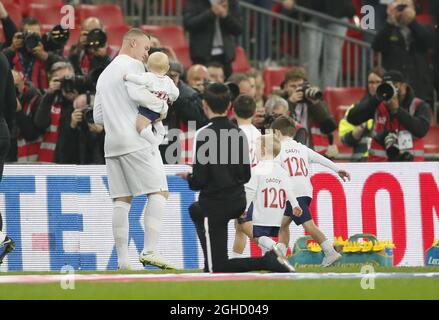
top-left (124, 51), bottom-right (179, 146)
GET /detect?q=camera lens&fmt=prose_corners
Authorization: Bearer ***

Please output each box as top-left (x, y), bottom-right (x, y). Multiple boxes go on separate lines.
top-left (376, 82), bottom-right (396, 102)
top-left (24, 33), bottom-right (41, 51)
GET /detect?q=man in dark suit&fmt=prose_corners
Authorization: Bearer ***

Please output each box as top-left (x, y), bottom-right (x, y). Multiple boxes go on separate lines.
top-left (0, 52), bottom-right (16, 265)
top-left (184, 0), bottom-right (242, 78)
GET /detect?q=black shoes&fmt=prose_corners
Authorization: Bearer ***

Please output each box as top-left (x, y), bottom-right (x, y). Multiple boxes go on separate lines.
top-left (0, 236), bottom-right (15, 265)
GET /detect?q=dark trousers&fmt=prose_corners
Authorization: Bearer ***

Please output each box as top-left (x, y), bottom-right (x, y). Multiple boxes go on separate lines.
top-left (0, 118), bottom-right (10, 232)
top-left (189, 195), bottom-right (268, 273)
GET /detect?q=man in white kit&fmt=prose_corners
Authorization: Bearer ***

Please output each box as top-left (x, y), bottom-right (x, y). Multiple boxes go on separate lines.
top-left (93, 29), bottom-right (175, 270)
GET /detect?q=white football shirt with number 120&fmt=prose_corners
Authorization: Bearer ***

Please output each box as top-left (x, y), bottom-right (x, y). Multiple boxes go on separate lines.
top-left (278, 137), bottom-right (340, 198)
top-left (245, 160), bottom-right (299, 227)
top-left (239, 124), bottom-right (261, 167)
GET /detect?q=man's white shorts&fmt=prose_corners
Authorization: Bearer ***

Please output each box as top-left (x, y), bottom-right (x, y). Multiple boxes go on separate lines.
top-left (106, 147), bottom-right (168, 199)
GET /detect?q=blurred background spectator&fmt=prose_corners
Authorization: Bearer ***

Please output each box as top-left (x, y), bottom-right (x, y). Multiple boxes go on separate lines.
top-left (3, 17), bottom-right (63, 92)
top-left (280, 67), bottom-right (338, 157)
top-left (206, 62), bottom-right (225, 83)
top-left (347, 70), bottom-right (431, 162)
top-left (0, 0), bottom-right (437, 163)
top-left (184, 0), bottom-right (242, 78)
top-left (281, 0), bottom-right (355, 88)
top-left (338, 67), bottom-right (384, 161)
top-left (57, 93), bottom-right (105, 164)
top-left (8, 69), bottom-right (43, 162)
top-left (372, 0), bottom-right (435, 104)
top-left (33, 61), bottom-right (79, 163)
top-left (69, 17), bottom-right (116, 77)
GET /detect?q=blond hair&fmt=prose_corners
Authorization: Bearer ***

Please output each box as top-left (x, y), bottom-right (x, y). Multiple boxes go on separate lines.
top-left (147, 51), bottom-right (170, 75)
top-left (258, 133), bottom-right (281, 159)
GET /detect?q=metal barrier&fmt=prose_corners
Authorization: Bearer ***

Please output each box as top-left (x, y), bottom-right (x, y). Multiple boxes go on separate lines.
top-left (92, 0), bottom-right (379, 87)
top-left (112, 0), bottom-right (184, 26)
top-left (240, 1), bottom-right (379, 87)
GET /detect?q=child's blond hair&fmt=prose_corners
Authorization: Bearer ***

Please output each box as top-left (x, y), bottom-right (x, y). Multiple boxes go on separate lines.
top-left (257, 132), bottom-right (282, 160)
top-left (147, 52), bottom-right (170, 75)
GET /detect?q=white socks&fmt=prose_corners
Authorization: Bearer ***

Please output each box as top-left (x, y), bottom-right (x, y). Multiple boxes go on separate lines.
top-left (0, 231), bottom-right (6, 244)
top-left (276, 242), bottom-right (288, 256)
top-left (258, 236), bottom-right (276, 255)
top-left (321, 239), bottom-right (337, 257)
top-left (140, 122), bottom-right (166, 146)
top-left (113, 201), bottom-right (131, 269)
top-left (143, 194), bottom-right (166, 253)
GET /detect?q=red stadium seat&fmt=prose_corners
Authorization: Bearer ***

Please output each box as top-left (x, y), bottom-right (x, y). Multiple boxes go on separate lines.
top-left (4, 3), bottom-right (22, 27)
top-left (105, 24), bottom-right (130, 48)
top-left (424, 126), bottom-right (439, 155)
top-left (174, 46), bottom-right (192, 69)
top-left (76, 4), bottom-right (125, 28)
top-left (323, 87), bottom-right (366, 122)
top-left (1, 0), bottom-right (15, 6)
top-left (27, 4), bottom-right (64, 26)
top-left (140, 25), bottom-right (188, 49)
top-left (16, 0), bottom-right (63, 16)
top-left (262, 66), bottom-right (289, 95)
top-left (232, 46), bottom-right (251, 73)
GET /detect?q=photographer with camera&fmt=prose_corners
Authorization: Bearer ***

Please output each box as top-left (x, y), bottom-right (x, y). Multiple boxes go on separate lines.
top-left (347, 70), bottom-right (431, 162)
top-left (8, 70), bottom-right (45, 162)
top-left (173, 64), bottom-right (209, 129)
top-left (3, 17), bottom-right (64, 92)
top-left (339, 67), bottom-right (384, 162)
top-left (263, 95), bottom-right (307, 144)
top-left (281, 67), bottom-right (337, 157)
top-left (69, 17), bottom-right (116, 77)
top-left (372, 0), bottom-right (435, 104)
top-left (56, 93), bottom-right (105, 164)
top-left (33, 61), bottom-right (81, 163)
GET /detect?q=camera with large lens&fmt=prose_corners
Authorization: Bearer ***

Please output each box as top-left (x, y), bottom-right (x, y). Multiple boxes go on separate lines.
top-left (81, 92), bottom-right (95, 126)
top-left (297, 82), bottom-right (323, 102)
top-left (23, 32), bottom-right (41, 51)
top-left (59, 66), bottom-right (104, 94)
top-left (85, 29), bottom-right (107, 49)
top-left (42, 25), bottom-right (70, 52)
top-left (376, 81), bottom-right (398, 102)
top-left (263, 112), bottom-right (280, 129)
top-left (60, 75), bottom-right (87, 93)
top-left (23, 25), bottom-right (70, 52)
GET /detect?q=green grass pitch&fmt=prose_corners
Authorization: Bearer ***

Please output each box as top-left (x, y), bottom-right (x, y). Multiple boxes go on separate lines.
top-left (1, 266), bottom-right (439, 300)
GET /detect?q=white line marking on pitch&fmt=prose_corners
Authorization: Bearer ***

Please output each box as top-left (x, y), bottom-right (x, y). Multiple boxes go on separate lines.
top-left (1, 272), bottom-right (439, 284)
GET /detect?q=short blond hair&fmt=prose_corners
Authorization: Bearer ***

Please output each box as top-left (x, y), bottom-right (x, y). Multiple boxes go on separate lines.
top-left (123, 28), bottom-right (148, 41)
top-left (258, 133), bottom-right (281, 159)
top-left (147, 52), bottom-right (170, 75)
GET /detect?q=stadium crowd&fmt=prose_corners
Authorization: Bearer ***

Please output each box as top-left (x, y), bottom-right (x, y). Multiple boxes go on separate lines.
top-left (0, 0), bottom-right (437, 164)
